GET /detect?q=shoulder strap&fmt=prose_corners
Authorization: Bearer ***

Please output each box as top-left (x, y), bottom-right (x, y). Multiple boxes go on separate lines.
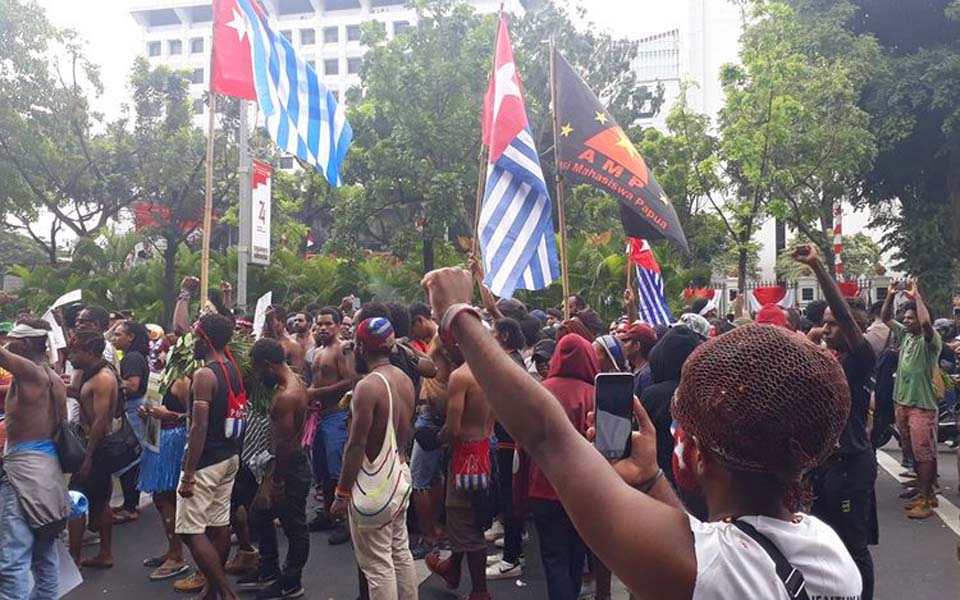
top-left (731, 520), bottom-right (810, 600)
top-left (371, 371), bottom-right (393, 419)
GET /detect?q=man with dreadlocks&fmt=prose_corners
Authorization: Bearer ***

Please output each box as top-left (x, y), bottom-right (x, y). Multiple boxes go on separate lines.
top-left (421, 267), bottom-right (862, 600)
top-left (793, 243), bottom-right (878, 600)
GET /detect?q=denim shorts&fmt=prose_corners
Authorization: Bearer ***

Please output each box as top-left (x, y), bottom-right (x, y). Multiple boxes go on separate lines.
top-left (312, 409), bottom-right (349, 481)
top-left (410, 414), bottom-right (444, 491)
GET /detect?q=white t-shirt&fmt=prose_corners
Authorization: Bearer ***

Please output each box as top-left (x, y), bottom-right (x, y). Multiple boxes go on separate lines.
top-left (689, 514), bottom-right (862, 600)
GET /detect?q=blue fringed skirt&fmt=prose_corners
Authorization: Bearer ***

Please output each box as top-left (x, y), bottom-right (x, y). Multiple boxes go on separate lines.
top-left (138, 426), bottom-right (186, 494)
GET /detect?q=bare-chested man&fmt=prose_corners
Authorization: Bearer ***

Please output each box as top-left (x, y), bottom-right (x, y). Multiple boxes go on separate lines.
top-left (67, 330), bottom-right (137, 569)
top-left (426, 339), bottom-right (496, 600)
top-left (242, 338), bottom-right (311, 598)
top-left (289, 312), bottom-right (315, 356)
top-left (305, 306), bottom-right (356, 543)
top-left (331, 317), bottom-right (416, 600)
top-left (263, 306), bottom-right (306, 374)
top-left (0, 320), bottom-right (69, 599)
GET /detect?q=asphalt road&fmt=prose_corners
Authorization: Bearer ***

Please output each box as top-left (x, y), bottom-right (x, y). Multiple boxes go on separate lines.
top-left (63, 444), bottom-right (959, 599)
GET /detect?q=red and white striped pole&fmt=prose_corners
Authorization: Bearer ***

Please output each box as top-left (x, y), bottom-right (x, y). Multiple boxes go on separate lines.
top-left (833, 203), bottom-right (844, 281)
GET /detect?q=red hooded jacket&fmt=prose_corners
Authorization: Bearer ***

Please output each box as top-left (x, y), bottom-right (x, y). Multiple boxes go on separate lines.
top-left (528, 334), bottom-right (599, 501)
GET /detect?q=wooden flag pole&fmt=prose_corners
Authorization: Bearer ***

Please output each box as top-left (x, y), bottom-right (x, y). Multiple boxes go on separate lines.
top-left (200, 91), bottom-right (218, 306)
top-left (549, 44), bottom-right (572, 320)
top-left (471, 6), bottom-right (503, 261)
top-left (471, 146), bottom-right (489, 258)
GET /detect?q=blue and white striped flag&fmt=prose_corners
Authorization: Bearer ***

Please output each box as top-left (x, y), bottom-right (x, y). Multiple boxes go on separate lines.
top-left (478, 14), bottom-right (559, 298)
top-left (629, 238), bottom-right (672, 325)
top-left (236, 0), bottom-right (352, 185)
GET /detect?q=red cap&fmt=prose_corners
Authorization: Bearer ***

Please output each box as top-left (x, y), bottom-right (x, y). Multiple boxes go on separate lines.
top-left (756, 304), bottom-right (787, 328)
top-left (618, 323), bottom-right (657, 355)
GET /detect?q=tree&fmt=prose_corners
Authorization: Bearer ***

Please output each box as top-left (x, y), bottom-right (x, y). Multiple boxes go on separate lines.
top-left (776, 232), bottom-right (882, 280)
top-left (0, 0), bottom-right (137, 262)
top-left (120, 59), bottom-right (239, 325)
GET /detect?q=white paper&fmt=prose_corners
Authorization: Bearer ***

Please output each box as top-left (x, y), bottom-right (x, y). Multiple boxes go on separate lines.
top-left (253, 291), bottom-right (272, 341)
top-left (41, 309), bottom-right (65, 364)
top-left (51, 290), bottom-right (81, 309)
top-left (143, 372), bottom-right (163, 453)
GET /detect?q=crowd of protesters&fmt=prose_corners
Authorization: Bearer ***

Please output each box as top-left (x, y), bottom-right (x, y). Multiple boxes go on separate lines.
top-left (0, 243), bottom-right (956, 600)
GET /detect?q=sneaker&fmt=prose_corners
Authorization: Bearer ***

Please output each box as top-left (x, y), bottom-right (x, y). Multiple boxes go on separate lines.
top-left (410, 538), bottom-right (433, 561)
top-left (328, 525), bottom-right (351, 546)
top-left (906, 497), bottom-right (933, 519)
top-left (255, 580), bottom-right (305, 599)
top-left (308, 513), bottom-right (335, 532)
top-left (224, 549), bottom-right (259, 576)
top-left (173, 572), bottom-right (206, 593)
top-left (899, 470), bottom-right (917, 479)
top-left (899, 487), bottom-right (920, 500)
top-left (237, 572), bottom-right (279, 591)
top-left (487, 553), bottom-right (525, 566)
top-left (486, 559), bottom-right (523, 580)
top-left (484, 520), bottom-right (504, 542)
top-left (494, 531), bottom-right (528, 548)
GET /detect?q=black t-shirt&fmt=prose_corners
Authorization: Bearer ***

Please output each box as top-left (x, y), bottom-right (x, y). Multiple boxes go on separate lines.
top-left (120, 351), bottom-right (150, 399)
top-left (838, 338), bottom-right (876, 455)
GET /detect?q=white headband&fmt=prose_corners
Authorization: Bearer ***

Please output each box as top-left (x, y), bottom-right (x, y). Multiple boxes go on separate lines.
top-left (698, 299), bottom-right (717, 316)
top-left (7, 324), bottom-right (50, 339)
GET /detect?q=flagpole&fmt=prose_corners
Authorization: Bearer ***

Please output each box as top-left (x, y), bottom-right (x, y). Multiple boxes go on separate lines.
top-left (472, 6), bottom-right (503, 260)
top-left (237, 100), bottom-right (251, 312)
top-left (549, 43), bottom-right (572, 320)
top-left (200, 91), bottom-right (217, 306)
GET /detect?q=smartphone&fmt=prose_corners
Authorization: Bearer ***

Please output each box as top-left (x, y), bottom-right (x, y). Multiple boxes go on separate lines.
top-left (351, 295), bottom-right (361, 312)
top-left (594, 373), bottom-right (635, 460)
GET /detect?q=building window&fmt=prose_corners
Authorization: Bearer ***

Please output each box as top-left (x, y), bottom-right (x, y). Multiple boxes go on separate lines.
top-left (300, 29), bottom-right (315, 45)
top-left (393, 20), bottom-right (410, 35)
top-left (193, 98), bottom-right (204, 115)
top-left (324, 59), bottom-right (340, 75)
top-left (346, 24), bottom-right (361, 42)
top-left (728, 289), bottom-right (738, 302)
top-left (280, 30), bottom-right (292, 42)
top-left (191, 68), bottom-right (204, 84)
top-left (168, 39), bottom-right (182, 55)
top-left (801, 288), bottom-right (814, 302)
top-left (190, 37), bottom-right (204, 54)
top-left (147, 41), bottom-right (161, 57)
top-left (347, 57), bottom-right (362, 74)
top-left (279, 156), bottom-right (294, 169)
top-left (323, 26), bottom-right (339, 44)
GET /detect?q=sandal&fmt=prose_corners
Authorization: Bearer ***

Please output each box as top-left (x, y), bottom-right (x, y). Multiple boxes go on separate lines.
top-left (149, 561), bottom-right (190, 581)
top-left (113, 510), bottom-right (140, 525)
top-left (143, 555), bottom-right (167, 568)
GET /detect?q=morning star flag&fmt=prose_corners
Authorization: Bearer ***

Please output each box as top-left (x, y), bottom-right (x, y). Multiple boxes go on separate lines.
top-left (478, 14), bottom-right (559, 298)
top-left (212, 0), bottom-right (352, 186)
top-left (629, 237), bottom-right (672, 325)
top-left (554, 51), bottom-right (688, 253)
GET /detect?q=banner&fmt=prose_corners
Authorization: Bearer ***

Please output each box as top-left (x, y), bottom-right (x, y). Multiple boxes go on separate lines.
top-left (251, 159), bottom-right (272, 266)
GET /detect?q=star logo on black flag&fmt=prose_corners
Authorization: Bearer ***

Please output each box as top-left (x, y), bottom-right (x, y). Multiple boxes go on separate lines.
top-left (594, 111), bottom-right (608, 125)
top-left (560, 123), bottom-right (573, 137)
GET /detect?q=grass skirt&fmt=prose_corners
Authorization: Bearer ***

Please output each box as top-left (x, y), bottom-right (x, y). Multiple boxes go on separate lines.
top-left (137, 425), bottom-right (186, 494)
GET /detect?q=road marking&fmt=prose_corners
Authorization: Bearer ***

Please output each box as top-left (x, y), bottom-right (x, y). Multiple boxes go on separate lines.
top-left (876, 449), bottom-right (960, 537)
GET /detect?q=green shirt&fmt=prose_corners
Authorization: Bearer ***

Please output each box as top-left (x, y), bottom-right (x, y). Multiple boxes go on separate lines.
top-left (890, 320), bottom-right (942, 411)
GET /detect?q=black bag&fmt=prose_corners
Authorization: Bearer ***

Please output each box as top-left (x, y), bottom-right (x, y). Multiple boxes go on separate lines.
top-left (45, 367), bottom-right (85, 473)
top-left (54, 421), bottom-right (85, 474)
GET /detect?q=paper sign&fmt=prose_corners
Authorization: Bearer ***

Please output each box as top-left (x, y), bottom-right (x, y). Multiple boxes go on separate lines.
top-left (143, 372), bottom-right (163, 453)
top-left (253, 291), bottom-right (272, 341)
top-left (51, 289), bottom-right (81, 309)
top-left (26, 539), bottom-right (82, 597)
top-left (41, 309), bottom-right (65, 364)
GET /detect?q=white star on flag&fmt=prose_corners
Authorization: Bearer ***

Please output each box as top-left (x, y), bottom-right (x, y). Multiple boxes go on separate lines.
top-left (226, 8), bottom-right (247, 42)
top-left (493, 62), bottom-right (521, 121)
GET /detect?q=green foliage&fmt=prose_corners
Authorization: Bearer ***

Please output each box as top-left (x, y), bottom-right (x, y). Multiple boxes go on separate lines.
top-left (775, 232), bottom-right (882, 280)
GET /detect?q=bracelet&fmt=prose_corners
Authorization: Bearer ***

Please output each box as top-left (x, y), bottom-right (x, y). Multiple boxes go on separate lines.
top-left (636, 469), bottom-right (664, 494)
top-left (178, 289), bottom-right (193, 301)
top-left (439, 303), bottom-right (482, 349)
top-left (335, 485), bottom-right (352, 499)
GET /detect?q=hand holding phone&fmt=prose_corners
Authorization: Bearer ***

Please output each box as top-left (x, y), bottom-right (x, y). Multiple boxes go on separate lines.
top-left (594, 373), bottom-right (636, 459)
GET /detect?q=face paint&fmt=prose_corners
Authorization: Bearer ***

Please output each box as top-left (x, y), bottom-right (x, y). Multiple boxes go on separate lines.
top-left (671, 422), bottom-right (700, 492)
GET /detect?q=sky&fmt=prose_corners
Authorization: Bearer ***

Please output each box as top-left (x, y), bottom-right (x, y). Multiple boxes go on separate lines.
top-left (34, 0), bottom-right (682, 119)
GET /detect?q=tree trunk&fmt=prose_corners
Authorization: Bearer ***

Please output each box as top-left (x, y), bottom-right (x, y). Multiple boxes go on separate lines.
top-left (737, 241), bottom-right (749, 295)
top-left (422, 229), bottom-right (434, 274)
top-left (162, 235), bottom-right (179, 329)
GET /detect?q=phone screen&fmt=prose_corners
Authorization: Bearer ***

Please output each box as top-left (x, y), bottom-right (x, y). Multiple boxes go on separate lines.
top-left (594, 373), bottom-right (635, 459)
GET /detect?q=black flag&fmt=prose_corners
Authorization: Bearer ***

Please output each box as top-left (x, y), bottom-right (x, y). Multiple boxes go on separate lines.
top-left (554, 50), bottom-right (688, 253)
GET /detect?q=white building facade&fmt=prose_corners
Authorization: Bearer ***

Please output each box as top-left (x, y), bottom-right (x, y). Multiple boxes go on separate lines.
top-left (130, 0), bottom-right (523, 146)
